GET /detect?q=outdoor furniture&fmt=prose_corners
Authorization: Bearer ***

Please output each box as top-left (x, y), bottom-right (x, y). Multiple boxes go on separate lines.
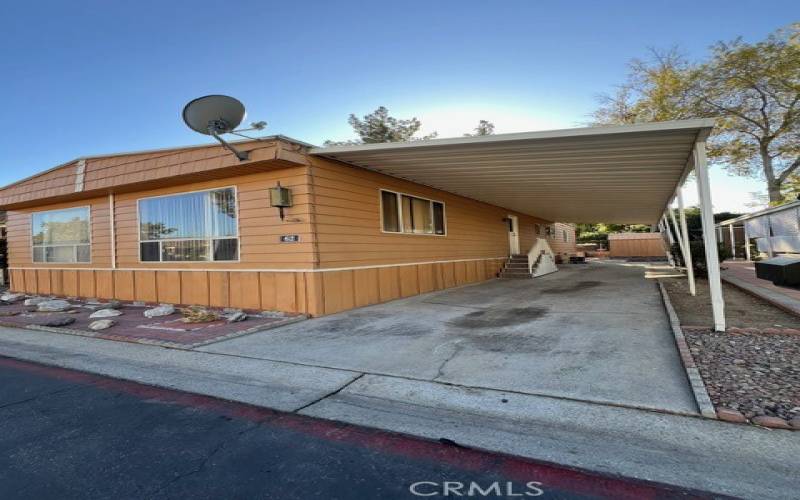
top-left (755, 256), bottom-right (800, 286)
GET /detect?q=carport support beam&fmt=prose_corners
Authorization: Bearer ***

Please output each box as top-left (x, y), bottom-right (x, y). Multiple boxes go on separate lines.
top-left (694, 141), bottom-right (725, 331)
top-left (729, 224), bottom-right (736, 260)
top-left (744, 224), bottom-right (751, 261)
top-left (660, 216), bottom-right (676, 267)
top-left (677, 189), bottom-right (696, 296)
top-left (668, 207), bottom-right (691, 282)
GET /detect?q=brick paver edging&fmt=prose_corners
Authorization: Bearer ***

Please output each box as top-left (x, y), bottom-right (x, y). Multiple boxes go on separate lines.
top-left (0, 314), bottom-right (308, 350)
top-left (656, 281), bottom-right (717, 419)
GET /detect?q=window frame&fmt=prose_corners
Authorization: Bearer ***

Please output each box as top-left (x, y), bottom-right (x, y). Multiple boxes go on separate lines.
top-left (30, 206), bottom-right (92, 264)
top-left (378, 189), bottom-right (447, 237)
top-left (136, 186), bottom-right (241, 263)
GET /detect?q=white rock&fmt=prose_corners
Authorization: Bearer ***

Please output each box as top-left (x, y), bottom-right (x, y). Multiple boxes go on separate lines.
top-left (37, 299), bottom-right (72, 312)
top-left (88, 319), bottom-right (116, 330)
top-left (24, 297), bottom-right (48, 306)
top-left (226, 311), bottom-right (247, 323)
top-left (89, 308), bottom-right (124, 319)
top-left (144, 304), bottom-right (175, 318)
top-left (0, 293), bottom-right (25, 303)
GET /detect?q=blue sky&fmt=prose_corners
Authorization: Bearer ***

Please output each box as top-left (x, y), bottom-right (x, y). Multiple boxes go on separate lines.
top-left (1, 1), bottom-right (796, 212)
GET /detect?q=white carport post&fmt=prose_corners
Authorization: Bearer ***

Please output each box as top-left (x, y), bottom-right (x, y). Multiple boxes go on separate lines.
top-left (668, 207), bottom-right (688, 264)
top-left (660, 215), bottom-right (676, 266)
top-left (676, 189), bottom-right (696, 296)
top-left (744, 223), bottom-right (751, 261)
top-left (729, 224), bottom-right (736, 259)
top-left (694, 141), bottom-right (725, 331)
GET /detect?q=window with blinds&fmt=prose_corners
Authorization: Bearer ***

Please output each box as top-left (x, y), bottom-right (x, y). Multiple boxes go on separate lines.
top-left (380, 190), bottom-right (446, 236)
top-left (138, 187), bottom-right (239, 262)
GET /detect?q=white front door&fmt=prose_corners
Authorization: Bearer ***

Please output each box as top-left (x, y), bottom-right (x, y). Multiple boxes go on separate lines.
top-left (507, 215), bottom-right (520, 255)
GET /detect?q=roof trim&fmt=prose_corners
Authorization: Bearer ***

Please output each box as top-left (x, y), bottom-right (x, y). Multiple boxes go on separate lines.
top-left (310, 118), bottom-right (717, 155)
top-left (0, 134), bottom-right (314, 191)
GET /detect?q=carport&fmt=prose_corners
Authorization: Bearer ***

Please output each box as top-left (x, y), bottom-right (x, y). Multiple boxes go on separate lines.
top-left (312, 119), bottom-right (725, 331)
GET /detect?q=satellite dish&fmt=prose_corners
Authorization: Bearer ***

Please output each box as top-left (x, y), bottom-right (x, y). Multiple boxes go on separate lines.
top-left (182, 95), bottom-right (250, 160)
top-left (182, 95), bottom-right (246, 135)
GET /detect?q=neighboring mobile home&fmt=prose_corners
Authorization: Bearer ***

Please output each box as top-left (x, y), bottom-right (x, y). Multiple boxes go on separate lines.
top-left (0, 135), bottom-right (575, 316)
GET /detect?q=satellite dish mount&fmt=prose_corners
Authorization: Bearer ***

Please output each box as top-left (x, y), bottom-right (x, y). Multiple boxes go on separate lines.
top-left (182, 95), bottom-right (258, 161)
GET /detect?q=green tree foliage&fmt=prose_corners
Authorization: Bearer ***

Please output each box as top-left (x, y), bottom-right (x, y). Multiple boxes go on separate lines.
top-left (576, 223), bottom-right (651, 243)
top-left (324, 106), bottom-right (438, 146)
top-left (464, 120), bottom-right (495, 136)
top-left (592, 24), bottom-right (800, 204)
top-left (666, 207), bottom-right (742, 241)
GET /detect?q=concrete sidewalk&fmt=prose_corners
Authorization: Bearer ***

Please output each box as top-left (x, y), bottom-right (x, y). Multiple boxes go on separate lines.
top-left (0, 326), bottom-right (797, 499)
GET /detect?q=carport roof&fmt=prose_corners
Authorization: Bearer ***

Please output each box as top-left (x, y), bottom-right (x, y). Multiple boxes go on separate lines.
top-left (310, 119), bottom-right (715, 224)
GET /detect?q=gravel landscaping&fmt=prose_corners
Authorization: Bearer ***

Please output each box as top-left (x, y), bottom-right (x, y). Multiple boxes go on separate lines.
top-left (661, 276), bottom-right (800, 428)
top-left (683, 327), bottom-right (800, 422)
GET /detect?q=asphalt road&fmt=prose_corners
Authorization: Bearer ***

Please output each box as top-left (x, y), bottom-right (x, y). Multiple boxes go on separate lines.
top-left (0, 356), bottom-right (720, 499)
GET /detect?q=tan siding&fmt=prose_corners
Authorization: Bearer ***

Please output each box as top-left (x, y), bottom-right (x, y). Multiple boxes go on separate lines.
top-left (548, 222), bottom-right (577, 257)
top-left (209, 272), bottom-right (230, 308)
top-left (6, 197), bottom-right (112, 269)
top-left (113, 169), bottom-right (315, 270)
top-left (309, 157), bottom-right (551, 268)
top-left (181, 271), bottom-right (210, 305)
top-left (353, 268), bottom-right (380, 307)
top-left (95, 271), bottom-right (114, 299)
top-left (156, 271), bottom-right (181, 304)
top-left (134, 271), bottom-right (158, 303)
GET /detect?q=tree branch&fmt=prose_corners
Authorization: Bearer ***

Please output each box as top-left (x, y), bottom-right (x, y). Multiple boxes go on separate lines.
top-left (700, 97), bottom-right (768, 132)
top-left (778, 157), bottom-right (800, 183)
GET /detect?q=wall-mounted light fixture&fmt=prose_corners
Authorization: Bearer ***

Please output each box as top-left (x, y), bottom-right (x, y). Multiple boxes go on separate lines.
top-left (269, 181), bottom-right (293, 221)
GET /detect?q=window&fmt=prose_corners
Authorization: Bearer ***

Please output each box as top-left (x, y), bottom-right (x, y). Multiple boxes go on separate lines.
top-left (380, 190), bottom-right (445, 235)
top-left (563, 230), bottom-right (568, 243)
top-left (138, 187), bottom-right (239, 262)
top-left (32, 207), bottom-right (91, 263)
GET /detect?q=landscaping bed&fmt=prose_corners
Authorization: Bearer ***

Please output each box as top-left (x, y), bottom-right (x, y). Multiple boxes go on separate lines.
top-left (0, 294), bottom-right (305, 349)
top-left (660, 277), bottom-right (800, 429)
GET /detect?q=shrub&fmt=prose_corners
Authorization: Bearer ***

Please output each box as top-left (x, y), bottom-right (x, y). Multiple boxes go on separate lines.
top-left (670, 241), bottom-right (731, 277)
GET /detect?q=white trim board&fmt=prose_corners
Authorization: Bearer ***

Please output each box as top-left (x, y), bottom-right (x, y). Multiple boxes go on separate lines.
top-left (8, 256), bottom-right (508, 274)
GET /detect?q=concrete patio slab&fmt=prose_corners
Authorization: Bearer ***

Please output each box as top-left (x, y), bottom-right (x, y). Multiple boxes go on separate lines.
top-left (201, 261), bottom-right (698, 414)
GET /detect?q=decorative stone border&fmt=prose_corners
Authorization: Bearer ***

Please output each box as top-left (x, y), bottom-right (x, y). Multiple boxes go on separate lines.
top-left (656, 281), bottom-right (717, 419)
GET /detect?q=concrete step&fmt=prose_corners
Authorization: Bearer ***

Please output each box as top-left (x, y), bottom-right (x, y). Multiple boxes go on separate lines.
top-left (499, 272), bottom-right (533, 279)
top-left (504, 263), bottom-right (529, 269)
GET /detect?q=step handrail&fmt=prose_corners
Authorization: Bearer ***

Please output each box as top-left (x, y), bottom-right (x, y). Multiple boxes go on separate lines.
top-left (527, 237), bottom-right (558, 276)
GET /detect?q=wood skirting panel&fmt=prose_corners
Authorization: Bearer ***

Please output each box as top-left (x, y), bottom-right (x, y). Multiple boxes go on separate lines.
top-left (9, 258), bottom-right (506, 317)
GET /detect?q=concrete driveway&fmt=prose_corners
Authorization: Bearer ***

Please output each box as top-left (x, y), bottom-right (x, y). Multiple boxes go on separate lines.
top-left (200, 261), bottom-right (698, 414)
